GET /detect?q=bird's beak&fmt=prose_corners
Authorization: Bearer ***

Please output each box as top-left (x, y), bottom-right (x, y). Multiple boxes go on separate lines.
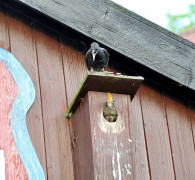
top-left (92, 50), bottom-right (96, 61)
top-left (107, 92), bottom-right (113, 107)
top-left (108, 92), bottom-right (113, 100)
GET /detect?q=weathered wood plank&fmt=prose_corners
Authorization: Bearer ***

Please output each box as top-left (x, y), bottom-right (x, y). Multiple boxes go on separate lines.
top-left (60, 40), bottom-right (87, 160)
top-left (130, 92), bottom-right (150, 180)
top-left (6, 9), bottom-right (47, 178)
top-left (0, 60), bottom-right (28, 179)
top-left (33, 24), bottom-right (74, 180)
top-left (16, 0), bottom-right (195, 91)
top-left (0, 5), bottom-right (9, 51)
top-left (60, 41), bottom-right (87, 106)
top-left (72, 91), bottom-right (133, 179)
top-left (66, 71), bottom-right (144, 117)
top-left (189, 103), bottom-right (195, 147)
top-left (71, 93), bottom-right (94, 180)
top-left (164, 93), bottom-right (195, 180)
top-left (109, 65), bottom-right (150, 179)
top-left (139, 83), bottom-right (175, 180)
top-left (89, 92), bottom-right (133, 179)
top-left (0, 8), bottom-right (34, 179)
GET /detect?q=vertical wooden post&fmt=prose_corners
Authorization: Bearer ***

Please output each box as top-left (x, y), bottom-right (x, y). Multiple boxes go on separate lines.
top-left (72, 91), bottom-right (133, 180)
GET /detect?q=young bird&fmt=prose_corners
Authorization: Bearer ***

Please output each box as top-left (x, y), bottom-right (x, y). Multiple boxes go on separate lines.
top-left (85, 42), bottom-right (109, 72)
top-left (103, 92), bottom-right (118, 122)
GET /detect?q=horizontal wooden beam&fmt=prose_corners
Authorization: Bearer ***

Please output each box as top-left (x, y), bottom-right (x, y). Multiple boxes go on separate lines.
top-left (14, 0), bottom-right (195, 92)
top-left (66, 71), bottom-right (143, 118)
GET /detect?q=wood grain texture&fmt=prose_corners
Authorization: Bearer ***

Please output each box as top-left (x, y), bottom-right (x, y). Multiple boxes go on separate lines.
top-left (71, 93), bottom-right (94, 180)
top-left (0, 61), bottom-right (28, 180)
top-left (6, 9), bottom-right (47, 178)
top-left (189, 103), bottom-right (195, 148)
top-left (34, 25), bottom-right (74, 180)
top-left (0, 7), bottom-right (28, 179)
top-left (0, 5), bottom-right (9, 51)
top-left (72, 91), bottom-right (133, 179)
top-left (16, 0), bottom-right (195, 91)
top-left (139, 83), bottom-right (175, 180)
top-left (66, 71), bottom-right (144, 117)
top-left (164, 93), bottom-right (195, 180)
top-left (130, 92), bottom-right (150, 180)
top-left (109, 61), bottom-right (150, 179)
top-left (61, 40), bottom-right (87, 106)
top-left (89, 92), bottom-right (133, 180)
top-left (1, 3), bottom-right (194, 180)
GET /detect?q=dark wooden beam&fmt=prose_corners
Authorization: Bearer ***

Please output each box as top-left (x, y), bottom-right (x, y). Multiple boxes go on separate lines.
top-left (65, 71), bottom-right (144, 118)
top-left (14, 0), bottom-right (195, 92)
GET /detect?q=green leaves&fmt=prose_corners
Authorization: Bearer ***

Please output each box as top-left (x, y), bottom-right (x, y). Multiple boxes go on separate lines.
top-left (166, 4), bottom-right (195, 34)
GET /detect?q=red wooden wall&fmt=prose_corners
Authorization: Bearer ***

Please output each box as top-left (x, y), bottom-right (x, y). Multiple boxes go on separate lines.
top-left (0, 5), bottom-right (194, 180)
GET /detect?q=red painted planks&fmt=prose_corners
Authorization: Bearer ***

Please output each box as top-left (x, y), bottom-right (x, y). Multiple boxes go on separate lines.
top-left (6, 10), bottom-right (47, 178)
top-left (164, 93), bottom-right (195, 180)
top-left (61, 39), bottom-right (118, 107)
top-left (130, 92), bottom-right (150, 180)
top-left (72, 91), bottom-right (133, 179)
top-left (0, 62), bottom-right (28, 180)
top-left (89, 92), bottom-right (133, 180)
top-left (139, 83), bottom-right (175, 180)
top-left (60, 41), bottom-right (88, 149)
top-left (189, 102), bottom-right (195, 148)
top-left (71, 94), bottom-right (94, 180)
top-left (0, 5), bottom-right (10, 51)
top-left (61, 40), bottom-right (87, 106)
top-left (104, 67), bottom-right (149, 179)
top-left (34, 25), bottom-right (74, 180)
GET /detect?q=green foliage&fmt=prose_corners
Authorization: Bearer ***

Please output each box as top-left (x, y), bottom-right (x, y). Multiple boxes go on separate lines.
top-left (166, 4), bottom-right (195, 34)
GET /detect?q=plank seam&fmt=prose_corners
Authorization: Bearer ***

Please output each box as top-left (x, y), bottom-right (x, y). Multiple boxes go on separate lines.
top-left (162, 90), bottom-right (177, 180)
top-left (187, 101), bottom-right (195, 151)
top-left (127, 96), bottom-right (135, 179)
top-left (59, 35), bottom-right (75, 170)
top-left (138, 90), bottom-right (152, 180)
top-left (32, 21), bottom-right (48, 180)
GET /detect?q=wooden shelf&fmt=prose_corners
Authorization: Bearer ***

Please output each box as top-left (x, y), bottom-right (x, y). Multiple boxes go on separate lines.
top-left (66, 71), bottom-right (144, 118)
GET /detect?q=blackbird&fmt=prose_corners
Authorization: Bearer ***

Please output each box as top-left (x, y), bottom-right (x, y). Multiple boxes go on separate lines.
top-left (103, 92), bottom-right (118, 122)
top-left (85, 42), bottom-right (109, 72)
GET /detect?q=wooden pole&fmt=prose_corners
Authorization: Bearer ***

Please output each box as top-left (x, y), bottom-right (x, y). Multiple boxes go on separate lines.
top-left (71, 91), bottom-right (133, 180)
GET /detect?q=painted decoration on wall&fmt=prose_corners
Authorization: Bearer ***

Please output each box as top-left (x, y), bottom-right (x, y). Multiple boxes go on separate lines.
top-left (0, 48), bottom-right (45, 180)
top-left (0, 150), bottom-right (5, 180)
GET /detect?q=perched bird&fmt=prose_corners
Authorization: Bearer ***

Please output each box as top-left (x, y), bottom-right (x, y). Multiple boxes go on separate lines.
top-left (85, 42), bottom-right (109, 72)
top-left (103, 92), bottom-right (118, 122)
